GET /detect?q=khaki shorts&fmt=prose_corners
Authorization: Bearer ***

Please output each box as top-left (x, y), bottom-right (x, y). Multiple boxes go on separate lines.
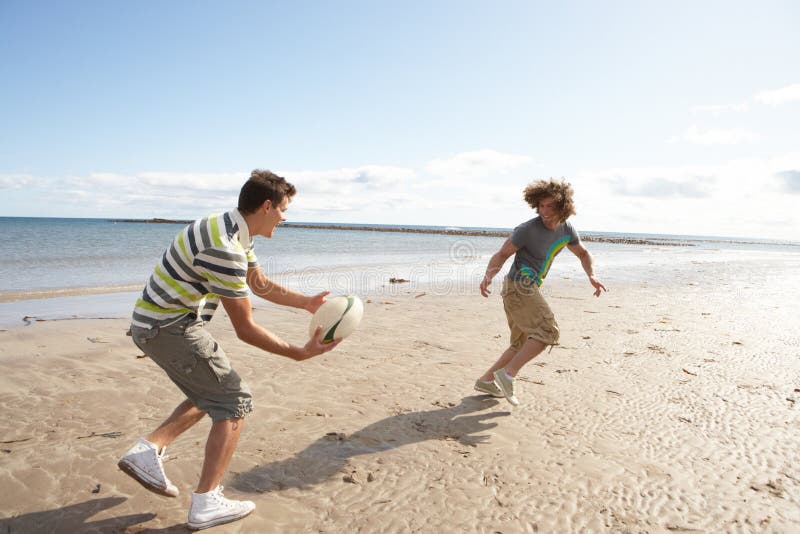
top-left (131, 317), bottom-right (253, 422)
top-left (501, 277), bottom-right (560, 349)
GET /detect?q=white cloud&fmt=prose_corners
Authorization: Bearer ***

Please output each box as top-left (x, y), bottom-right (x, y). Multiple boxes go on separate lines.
top-left (286, 159), bottom-right (532, 226)
top-left (0, 174), bottom-right (39, 189)
top-left (573, 154), bottom-right (800, 239)
top-left (282, 166), bottom-right (416, 214)
top-left (8, 151), bottom-right (800, 240)
top-left (137, 172), bottom-right (244, 191)
top-left (683, 125), bottom-right (759, 145)
top-left (578, 165), bottom-right (721, 198)
top-left (691, 103), bottom-right (749, 116)
top-left (67, 172), bottom-right (243, 193)
top-left (12, 172), bottom-right (244, 218)
top-left (286, 165), bottom-right (415, 193)
top-left (409, 178), bottom-right (458, 190)
top-left (754, 83), bottom-right (800, 106)
top-left (691, 84), bottom-right (800, 114)
top-left (425, 149), bottom-right (532, 178)
top-left (774, 170), bottom-right (800, 193)
top-left (608, 175), bottom-right (715, 198)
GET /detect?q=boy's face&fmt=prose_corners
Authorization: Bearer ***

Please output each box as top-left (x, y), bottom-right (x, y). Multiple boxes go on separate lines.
top-left (262, 197), bottom-right (289, 238)
top-left (538, 196), bottom-right (559, 227)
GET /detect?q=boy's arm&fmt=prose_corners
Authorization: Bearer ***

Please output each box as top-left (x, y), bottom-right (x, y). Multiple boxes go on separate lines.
top-left (220, 295), bottom-right (340, 360)
top-left (480, 239), bottom-right (518, 297)
top-left (246, 266), bottom-right (328, 313)
top-left (567, 243), bottom-right (607, 297)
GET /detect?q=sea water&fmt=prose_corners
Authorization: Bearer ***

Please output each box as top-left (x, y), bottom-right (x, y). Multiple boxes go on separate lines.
top-left (1, 216), bottom-right (798, 328)
top-left (0, 217), bottom-right (501, 292)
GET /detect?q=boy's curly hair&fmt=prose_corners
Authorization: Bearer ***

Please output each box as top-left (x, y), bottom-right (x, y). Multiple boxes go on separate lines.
top-left (523, 178), bottom-right (576, 223)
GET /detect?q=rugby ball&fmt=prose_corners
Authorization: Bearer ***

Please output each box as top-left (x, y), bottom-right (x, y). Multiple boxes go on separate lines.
top-left (308, 295), bottom-right (364, 343)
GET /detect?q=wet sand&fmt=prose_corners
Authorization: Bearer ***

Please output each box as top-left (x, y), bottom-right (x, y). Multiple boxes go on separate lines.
top-left (0, 285), bottom-right (141, 304)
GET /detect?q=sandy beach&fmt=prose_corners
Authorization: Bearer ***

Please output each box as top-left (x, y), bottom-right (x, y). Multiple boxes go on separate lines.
top-left (1, 255), bottom-right (799, 533)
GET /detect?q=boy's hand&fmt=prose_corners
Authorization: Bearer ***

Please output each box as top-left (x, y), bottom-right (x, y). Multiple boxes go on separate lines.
top-left (304, 291), bottom-right (330, 314)
top-left (589, 276), bottom-right (606, 297)
top-left (297, 326), bottom-right (341, 360)
top-left (480, 276), bottom-right (493, 297)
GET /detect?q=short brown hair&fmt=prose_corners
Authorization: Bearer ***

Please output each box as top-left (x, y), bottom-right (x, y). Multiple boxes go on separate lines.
top-left (238, 169), bottom-right (296, 214)
top-left (523, 178), bottom-right (576, 223)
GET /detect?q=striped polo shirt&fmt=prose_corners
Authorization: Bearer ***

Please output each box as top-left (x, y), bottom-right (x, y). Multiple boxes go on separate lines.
top-left (131, 209), bottom-right (259, 329)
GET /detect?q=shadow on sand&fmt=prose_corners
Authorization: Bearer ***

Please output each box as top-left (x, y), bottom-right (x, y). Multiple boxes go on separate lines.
top-left (232, 395), bottom-right (509, 494)
top-left (0, 496), bottom-right (158, 534)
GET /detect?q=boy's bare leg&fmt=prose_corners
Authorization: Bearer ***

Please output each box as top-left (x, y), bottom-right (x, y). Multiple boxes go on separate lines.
top-left (479, 345), bottom-right (517, 382)
top-left (146, 399), bottom-right (206, 449)
top-left (196, 418), bottom-right (244, 493)
top-left (504, 338), bottom-right (547, 377)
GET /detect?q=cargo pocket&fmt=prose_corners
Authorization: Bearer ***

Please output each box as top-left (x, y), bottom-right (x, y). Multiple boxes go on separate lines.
top-left (184, 324), bottom-right (235, 387)
top-left (531, 319), bottom-right (560, 346)
top-left (131, 325), bottom-right (159, 351)
top-left (500, 279), bottom-right (523, 311)
top-left (502, 280), bottom-right (529, 313)
top-left (204, 345), bottom-right (233, 385)
top-left (204, 346), bottom-right (244, 394)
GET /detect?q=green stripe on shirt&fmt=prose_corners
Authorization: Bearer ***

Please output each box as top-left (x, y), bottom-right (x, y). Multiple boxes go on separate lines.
top-left (209, 214), bottom-right (223, 247)
top-left (135, 298), bottom-right (191, 315)
top-left (205, 270), bottom-right (248, 290)
top-left (155, 264), bottom-right (202, 300)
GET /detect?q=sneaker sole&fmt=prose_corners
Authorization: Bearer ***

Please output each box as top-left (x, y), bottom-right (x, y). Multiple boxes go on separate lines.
top-left (493, 372), bottom-right (521, 406)
top-left (187, 507), bottom-right (255, 530)
top-left (495, 386), bottom-right (520, 406)
top-left (117, 459), bottom-right (178, 497)
top-left (473, 386), bottom-right (504, 398)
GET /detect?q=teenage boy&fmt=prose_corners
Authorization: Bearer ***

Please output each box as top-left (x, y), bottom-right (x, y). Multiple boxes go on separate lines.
top-left (118, 170), bottom-right (340, 530)
top-left (476, 178), bottom-right (606, 406)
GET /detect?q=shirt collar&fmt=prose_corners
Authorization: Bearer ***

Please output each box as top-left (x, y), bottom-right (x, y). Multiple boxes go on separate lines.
top-left (228, 209), bottom-right (253, 249)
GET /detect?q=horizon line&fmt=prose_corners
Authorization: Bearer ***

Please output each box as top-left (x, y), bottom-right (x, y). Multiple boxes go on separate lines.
top-left (2, 215), bottom-right (799, 245)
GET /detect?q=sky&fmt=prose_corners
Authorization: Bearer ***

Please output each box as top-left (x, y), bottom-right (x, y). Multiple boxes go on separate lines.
top-left (1, 0), bottom-right (799, 240)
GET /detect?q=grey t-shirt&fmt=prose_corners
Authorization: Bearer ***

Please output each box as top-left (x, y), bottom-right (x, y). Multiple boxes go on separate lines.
top-left (507, 217), bottom-right (580, 286)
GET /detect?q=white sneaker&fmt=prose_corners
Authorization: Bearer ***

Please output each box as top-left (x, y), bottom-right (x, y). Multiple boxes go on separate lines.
top-left (117, 437), bottom-right (179, 497)
top-left (493, 369), bottom-right (520, 406)
top-left (188, 485), bottom-right (256, 530)
top-left (474, 379), bottom-right (504, 398)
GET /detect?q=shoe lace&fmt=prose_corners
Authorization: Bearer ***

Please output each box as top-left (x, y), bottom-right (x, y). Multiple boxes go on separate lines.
top-left (212, 486), bottom-right (227, 501)
top-left (211, 486), bottom-right (243, 510)
top-left (151, 447), bottom-right (173, 483)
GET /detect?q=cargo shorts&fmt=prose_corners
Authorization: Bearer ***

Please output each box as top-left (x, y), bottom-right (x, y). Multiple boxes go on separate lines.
top-left (131, 316), bottom-right (253, 422)
top-left (501, 277), bottom-right (560, 349)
